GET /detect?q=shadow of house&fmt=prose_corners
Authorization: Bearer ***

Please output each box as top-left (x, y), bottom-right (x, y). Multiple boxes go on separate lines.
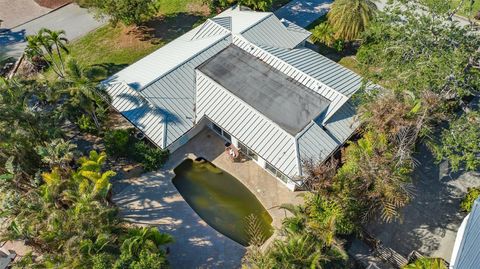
top-left (366, 143), bottom-right (480, 260)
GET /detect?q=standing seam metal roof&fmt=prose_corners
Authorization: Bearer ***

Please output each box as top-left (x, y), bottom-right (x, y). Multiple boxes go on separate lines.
top-left (241, 14), bottom-right (311, 48)
top-left (103, 7), bottom-right (362, 173)
top-left (196, 71), bottom-right (300, 177)
top-left (452, 199), bottom-right (480, 269)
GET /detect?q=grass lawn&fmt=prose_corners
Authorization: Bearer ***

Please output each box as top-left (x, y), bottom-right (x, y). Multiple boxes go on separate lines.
top-left (67, 24), bottom-right (162, 72)
top-left (452, 0), bottom-right (480, 19)
top-left (60, 0), bottom-right (209, 77)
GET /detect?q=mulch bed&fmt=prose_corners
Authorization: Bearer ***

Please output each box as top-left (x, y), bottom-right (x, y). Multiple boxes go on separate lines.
top-left (34, 0), bottom-right (72, 9)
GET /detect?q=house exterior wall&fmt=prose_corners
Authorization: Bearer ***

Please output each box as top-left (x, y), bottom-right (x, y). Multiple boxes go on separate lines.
top-left (205, 119), bottom-right (297, 191)
top-left (167, 117), bottom-right (209, 153)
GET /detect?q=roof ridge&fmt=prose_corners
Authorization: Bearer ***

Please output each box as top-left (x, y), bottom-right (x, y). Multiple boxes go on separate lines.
top-left (190, 18), bottom-right (230, 41)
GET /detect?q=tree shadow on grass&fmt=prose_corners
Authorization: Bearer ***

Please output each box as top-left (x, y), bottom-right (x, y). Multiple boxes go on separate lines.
top-left (129, 13), bottom-right (208, 45)
top-left (91, 63), bottom-right (128, 79)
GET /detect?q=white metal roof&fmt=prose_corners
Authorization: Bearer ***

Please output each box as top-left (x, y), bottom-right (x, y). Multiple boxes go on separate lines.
top-left (450, 198), bottom-right (480, 269)
top-left (103, 7), bottom-right (362, 173)
top-left (241, 14), bottom-right (311, 48)
top-left (196, 70), bottom-right (300, 177)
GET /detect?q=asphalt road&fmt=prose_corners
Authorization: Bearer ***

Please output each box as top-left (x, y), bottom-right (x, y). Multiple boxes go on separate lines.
top-left (0, 3), bottom-right (105, 61)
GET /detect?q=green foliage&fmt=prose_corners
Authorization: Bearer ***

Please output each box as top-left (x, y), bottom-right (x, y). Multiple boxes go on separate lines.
top-left (1, 150), bottom-right (172, 268)
top-left (207, 0), bottom-right (272, 12)
top-left (36, 139), bottom-right (77, 169)
top-left (25, 28), bottom-right (69, 78)
top-left (132, 141), bottom-right (170, 171)
top-left (311, 22), bottom-right (336, 46)
top-left (239, 0), bottom-right (272, 11)
top-left (243, 194), bottom-right (349, 269)
top-left (104, 129), bottom-right (131, 157)
top-left (433, 112), bottom-right (480, 172)
top-left (357, 2), bottom-right (480, 100)
top-left (337, 131), bottom-right (414, 223)
top-left (77, 114), bottom-right (98, 134)
top-left (461, 187), bottom-right (480, 212)
top-left (78, 0), bottom-right (159, 25)
top-left (327, 0), bottom-right (377, 41)
top-left (0, 78), bottom-right (63, 174)
top-left (402, 257), bottom-right (447, 269)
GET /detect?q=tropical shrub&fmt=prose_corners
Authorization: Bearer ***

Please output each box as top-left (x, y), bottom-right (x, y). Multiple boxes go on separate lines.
top-left (336, 131), bottom-right (415, 223)
top-left (402, 257), bottom-right (447, 269)
top-left (132, 141), bottom-right (170, 171)
top-left (461, 187), bottom-right (480, 212)
top-left (243, 193), bottom-right (350, 268)
top-left (207, 0), bottom-right (272, 12)
top-left (77, 114), bottom-right (98, 134)
top-left (433, 112), bottom-right (480, 172)
top-left (104, 129), bottom-right (131, 157)
top-left (0, 150), bottom-right (172, 268)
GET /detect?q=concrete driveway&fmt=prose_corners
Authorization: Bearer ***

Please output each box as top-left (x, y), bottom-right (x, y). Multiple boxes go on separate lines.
top-left (367, 143), bottom-right (480, 261)
top-left (113, 128), bottom-right (301, 268)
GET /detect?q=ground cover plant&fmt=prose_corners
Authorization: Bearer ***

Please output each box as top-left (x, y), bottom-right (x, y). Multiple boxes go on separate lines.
top-left (1, 25), bottom-right (174, 266)
top-left (104, 129), bottom-right (169, 171)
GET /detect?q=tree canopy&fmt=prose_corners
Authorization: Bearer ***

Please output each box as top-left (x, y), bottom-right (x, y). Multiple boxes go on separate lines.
top-left (76, 0), bottom-right (159, 25)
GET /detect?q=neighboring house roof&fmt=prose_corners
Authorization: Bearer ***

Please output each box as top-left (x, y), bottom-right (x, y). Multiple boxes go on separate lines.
top-left (450, 198), bottom-right (480, 269)
top-left (103, 6), bottom-right (363, 179)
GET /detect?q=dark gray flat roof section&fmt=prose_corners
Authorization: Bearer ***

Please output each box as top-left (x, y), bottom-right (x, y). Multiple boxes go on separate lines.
top-left (198, 45), bottom-right (330, 135)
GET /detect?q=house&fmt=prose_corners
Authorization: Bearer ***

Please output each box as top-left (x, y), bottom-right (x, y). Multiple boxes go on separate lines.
top-left (450, 198), bottom-right (480, 269)
top-left (103, 6), bottom-right (363, 190)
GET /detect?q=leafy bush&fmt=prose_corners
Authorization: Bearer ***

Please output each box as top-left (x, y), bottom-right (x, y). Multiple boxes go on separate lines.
top-left (208, 0), bottom-right (272, 12)
top-left (1, 151), bottom-right (172, 268)
top-left (76, 0), bottom-right (158, 25)
top-left (104, 129), bottom-right (131, 157)
top-left (402, 257), bottom-right (447, 269)
top-left (132, 141), bottom-right (169, 171)
top-left (77, 114), bottom-right (98, 134)
top-left (461, 187), bottom-right (480, 212)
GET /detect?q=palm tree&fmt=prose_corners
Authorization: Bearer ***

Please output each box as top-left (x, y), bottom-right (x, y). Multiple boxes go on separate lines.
top-left (25, 28), bottom-right (69, 77)
top-left (121, 227), bottom-right (173, 256)
top-left (64, 59), bottom-right (109, 129)
top-left (74, 151), bottom-right (116, 200)
top-left (311, 22), bottom-right (337, 46)
top-left (42, 29), bottom-right (69, 74)
top-left (269, 233), bottom-right (329, 268)
top-left (327, 0), bottom-right (377, 41)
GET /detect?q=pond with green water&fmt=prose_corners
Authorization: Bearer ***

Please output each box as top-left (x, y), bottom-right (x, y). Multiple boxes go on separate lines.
top-left (172, 158), bottom-right (273, 246)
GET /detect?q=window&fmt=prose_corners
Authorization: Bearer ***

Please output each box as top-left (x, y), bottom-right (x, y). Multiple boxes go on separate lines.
top-left (265, 162), bottom-right (290, 184)
top-left (222, 131), bottom-right (231, 141)
top-left (265, 162), bottom-right (276, 175)
top-left (238, 142), bottom-right (258, 161)
top-left (212, 123), bottom-right (222, 134)
top-left (248, 150), bottom-right (258, 161)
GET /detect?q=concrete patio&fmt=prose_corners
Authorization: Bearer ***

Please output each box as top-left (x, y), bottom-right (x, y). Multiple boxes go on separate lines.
top-left (113, 128), bottom-right (302, 268)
